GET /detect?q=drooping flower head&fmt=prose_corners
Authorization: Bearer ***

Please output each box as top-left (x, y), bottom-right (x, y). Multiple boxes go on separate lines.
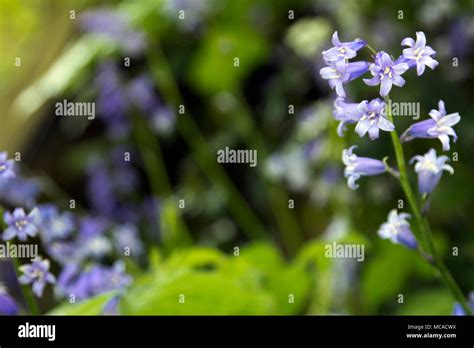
top-left (0, 284), bottom-right (19, 315)
top-left (410, 148), bottom-right (454, 195)
top-left (364, 51), bottom-right (409, 96)
top-left (2, 208), bottom-right (39, 241)
top-left (342, 146), bottom-right (387, 190)
top-left (19, 257), bottom-right (56, 298)
top-left (0, 151), bottom-right (15, 181)
top-left (378, 209), bottom-right (417, 249)
top-left (401, 100), bottom-right (460, 151)
top-left (320, 60), bottom-right (369, 97)
top-left (322, 31), bottom-right (367, 63)
top-left (354, 98), bottom-right (394, 140)
top-left (332, 97), bottom-right (363, 136)
top-left (37, 204), bottom-right (75, 244)
top-left (401, 31), bottom-right (438, 76)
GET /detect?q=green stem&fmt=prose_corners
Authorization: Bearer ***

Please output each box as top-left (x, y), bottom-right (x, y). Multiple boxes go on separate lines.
top-left (385, 96), bottom-right (472, 315)
top-left (0, 206), bottom-right (40, 315)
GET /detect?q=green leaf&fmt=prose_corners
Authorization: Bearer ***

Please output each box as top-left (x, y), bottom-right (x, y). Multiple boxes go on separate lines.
top-left (48, 291), bottom-right (117, 316)
top-left (397, 289), bottom-right (454, 315)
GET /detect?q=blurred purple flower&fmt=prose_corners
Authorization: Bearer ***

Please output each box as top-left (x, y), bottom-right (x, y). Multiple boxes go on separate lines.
top-left (378, 209), bottom-right (417, 249)
top-left (320, 60), bottom-right (369, 97)
top-left (401, 31), bottom-right (438, 76)
top-left (342, 146), bottom-right (386, 190)
top-left (19, 257), bottom-right (56, 298)
top-left (355, 98), bottom-right (394, 140)
top-left (0, 151), bottom-right (15, 181)
top-left (2, 207), bottom-right (39, 241)
top-left (410, 148), bottom-right (454, 195)
top-left (80, 9), bottom-right (146, 55)
top-left (0, 285), bottom-right (19, 315)
top-left (401, 100), bottom-right (460, 151)
top-left (57, 262), bottom-right (131, 301)
top-left (332, 97), bottom-right (363, 136)
top-left (37, 204), bottom-right (75, 244)
top-left (113, 223), bottom-right (144, 257)
top-left (95, 62), bottom-right (130, 138)
top-left (0, 175), bottom-right (40, 209)
top-left (363, 51), bottom-right (409, 96)
top-left (322, 31), bottom-right (367, 63)
top-left (87, 162), bottom-right (116, 217)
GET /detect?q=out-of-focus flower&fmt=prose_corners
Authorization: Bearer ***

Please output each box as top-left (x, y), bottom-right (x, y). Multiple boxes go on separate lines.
top-left (410, 148), bottom-right (454, 195)
top-left (2, 208), bottom-right (39, 241)
top-left (95, 62), bottom-right (130, 138)
top-left (322, 31), bottom-right (367, 63)
top-left (102, 295), bottom-right (120, 315)
top-left (57, 262), bottom-right (131, 301)
top-left (363, 51), bottom-right (409, 96)
top-left (320, 60), bottom-right (369, 97)
top-left (452, 292), bottom-right (474, 315)
top-left (342, 146), bottom-right (387, 190)
top-left (354, 99), bottom-right (394, 140)
top-left (401, 31), bottom-right (438, 76)
top-left (378, 209), bottom-right (417, 249)
top-left (332, 98), bottom-right (362, 136)
top-left (0, 152), bottom-right (15, 181)
top-left (80, 9), bottom-right (146, 55)
top-left (401, 100), bottom-right (460, 151)
top-left (87, 162), bottom-right (116, 217)
top-left (19, 257), bottom-right (56, 298)
top-left (37, 205), bottom-right (75, 244)
top-left (0, 175), bottom-right (40, 209)
top-left (113, 224), bottom-right (144, 257)
top-left (0, 284), bottom-right (19, 315)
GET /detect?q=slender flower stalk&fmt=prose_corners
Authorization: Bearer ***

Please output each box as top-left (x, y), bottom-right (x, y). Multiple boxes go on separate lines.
top-left (384, 95), bottom-right (472, 315)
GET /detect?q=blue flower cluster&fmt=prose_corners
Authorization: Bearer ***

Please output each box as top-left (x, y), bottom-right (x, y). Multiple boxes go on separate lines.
top-left (320, 31), bottom-right (461, 250)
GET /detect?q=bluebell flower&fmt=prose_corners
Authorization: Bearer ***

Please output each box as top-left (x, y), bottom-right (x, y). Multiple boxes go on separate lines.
top-left (113, 224), bottom-right (144, 257)
top-left (410, 149), bottom-right (454, 195)
top-left (342, 146), bottom-right (387, 190)
top-left (378, 209), bottom-right (418, 249)
top-left (401, 31), bottom-right (438, 76)
top-left (401, 100), bottom-right (460, 151)
top-left (0, 151), bottom-right (15, 181)
top-left (452, 292), bottom-right (474, 315)
top-left (0, 284), bottom-right (19, 315)
top-left (322, 31), bottom-right (367, 63)
top-left (364, 51), bottom-right (409, 96)
top-left (320, 60), bottom-right (369, 97)
top-left (37, 205), bottom-right (75, 244)
top-left (354, 98), bottom-right (394, 140)
top-left (332, 98), bottom-right (363, 136)
top-left (57, 262), bottom-right (131, 301)
top-left (0, 174), bottom-right (40, 209)
top-left (2, 208), bottom-right (39, 241)
top-left (19, 257), bottom-right (56, 298)
top-left (80, 9), bottom-right (146, 55)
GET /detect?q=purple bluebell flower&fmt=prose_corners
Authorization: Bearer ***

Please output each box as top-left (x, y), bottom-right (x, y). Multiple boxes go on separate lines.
top-left (401, 100), bottom-right (460, 151)
top-left (80, 10), bottom-right (146, 55)
top-left (0, 284), bottom-right (19, 315)
top-left (87, 162), bottom-right (116, 217)
top-left (102, 295), bottom-right (120, 315)
top-left (364, 51), bottom-right (409, 96)
top-left (37, 205), bottom-right (75, 244)
top-left (0, 151), bottom-right (15, 181)
top-left (410, 148), bottom-right (454, 195)
top-left (452, 292), bottom-right (474, 316)
top-left (378, 209), bottom-right (418, 249)
top-left (320, 60), bottom-right (369, 97)
top-left (113, 224), bottom-right (144, 257)
top-left (322, 31), bottom-right (367, 63)
top-left (342, 146), bottom-right (387, 190)
top-left (95, 62), bottom-right (130, 138)
top-left (401, 31), bottom-right (438, 76)
top-left (19, 257), bottom-right (56, 297)
top-left (57, 262), bottom-right (131, 301)
top-left (354, 98), bottom-right (394, 140)
top-left (332, 97), bottom-right (363, 136)
top-left (2, 208), bottom-right (39, 241)
top-left (0, 174), bottom-right (40, 209)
